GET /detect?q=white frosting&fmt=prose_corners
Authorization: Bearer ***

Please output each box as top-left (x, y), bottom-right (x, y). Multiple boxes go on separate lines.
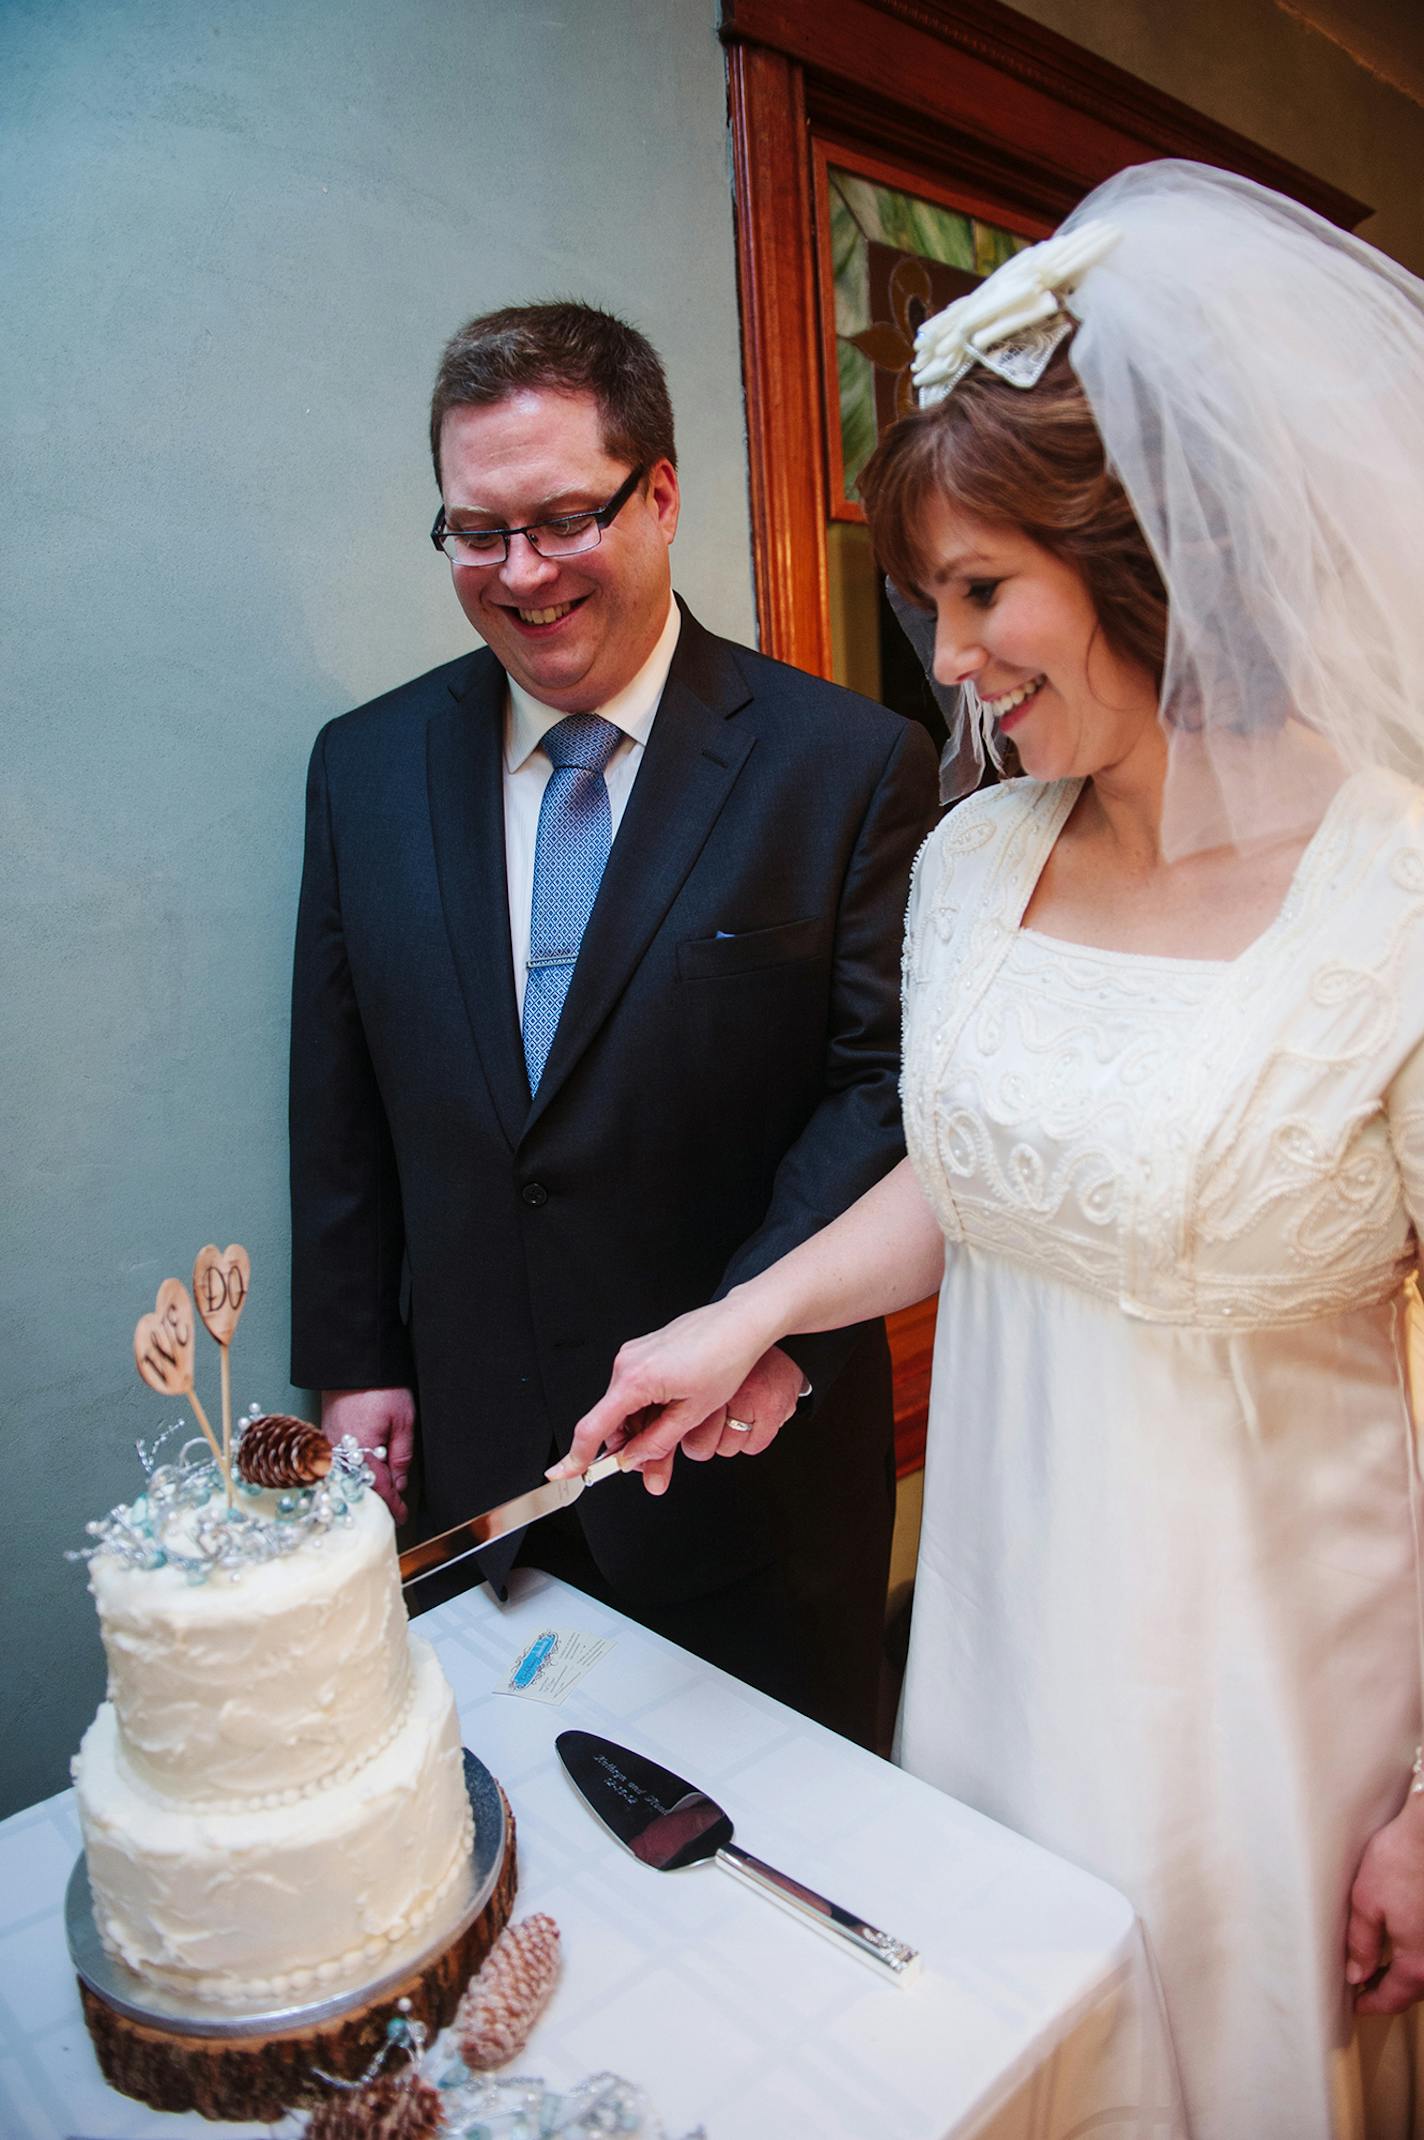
top-left (72, 1486), bottom-right (476, 2003)
top-left (75, 1639), bottom-right (470, 2001)
top-left (88, 1486), bottom-right (410, 1806)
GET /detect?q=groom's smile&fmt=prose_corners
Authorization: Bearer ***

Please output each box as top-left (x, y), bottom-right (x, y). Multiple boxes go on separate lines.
top-left (438, 387), bottom-right (680, 714)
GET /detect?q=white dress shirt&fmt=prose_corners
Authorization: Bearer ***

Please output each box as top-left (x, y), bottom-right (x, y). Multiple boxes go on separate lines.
top-left (504, 596), bottom-right (682, 1022)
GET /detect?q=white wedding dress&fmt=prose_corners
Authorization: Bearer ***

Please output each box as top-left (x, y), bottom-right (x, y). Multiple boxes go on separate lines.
top-left (898, 769), bottom-right (1424, 2138)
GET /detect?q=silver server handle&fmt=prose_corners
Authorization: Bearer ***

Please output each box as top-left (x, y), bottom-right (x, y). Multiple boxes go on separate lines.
top-left (714, 1843), bottom-right (920, 1984)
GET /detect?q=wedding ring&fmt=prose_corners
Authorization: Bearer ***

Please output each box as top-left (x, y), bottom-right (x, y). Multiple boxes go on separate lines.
top-left (726, 1417), bottom-right (753, 1433)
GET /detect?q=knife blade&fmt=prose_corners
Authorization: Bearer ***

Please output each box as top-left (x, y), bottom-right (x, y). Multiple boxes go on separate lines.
top-left (556, 1728), bottom-right (920, 1984)
top-left (398, 1451), bottom-right (624, 1588)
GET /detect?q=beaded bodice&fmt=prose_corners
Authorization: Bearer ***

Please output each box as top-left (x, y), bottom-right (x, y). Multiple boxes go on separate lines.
top-left (902, 772), bottom-right (1424, 1331)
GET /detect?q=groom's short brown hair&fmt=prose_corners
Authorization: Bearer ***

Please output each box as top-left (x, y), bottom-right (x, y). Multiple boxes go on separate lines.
top-left (429, 300), bottom-right (677, 486)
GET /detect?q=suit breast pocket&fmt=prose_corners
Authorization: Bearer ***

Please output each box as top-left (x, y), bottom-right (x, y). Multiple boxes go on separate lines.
top-left (675, 918), bottom-right (828, 1141)
top-left (676, 917), bottom-right (823, 984)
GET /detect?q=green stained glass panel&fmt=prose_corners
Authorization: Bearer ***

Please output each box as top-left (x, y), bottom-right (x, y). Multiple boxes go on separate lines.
top-left (974, 221), bottom-right (1023, 276)
top-left (838, 340), bottom-right (877, 500)
top-left (828, 165), bottom-right (1028, 505)
top-left (830, 188), bottom-right (869, 340)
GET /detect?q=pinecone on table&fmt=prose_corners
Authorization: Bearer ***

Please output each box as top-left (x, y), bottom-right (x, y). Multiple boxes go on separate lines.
top-left (234, 1413), bottom-right (332, 1488)
top-left (455, 1912), bottom-right (562, 2070)
top-left (305, 2072), bottom-right (444, 2140)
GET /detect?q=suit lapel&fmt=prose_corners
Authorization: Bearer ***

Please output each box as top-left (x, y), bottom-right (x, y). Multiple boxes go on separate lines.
top-left (426, 655), bottom-right (530, 1149)
top-left (521, 611), bottom-right (755, 1137)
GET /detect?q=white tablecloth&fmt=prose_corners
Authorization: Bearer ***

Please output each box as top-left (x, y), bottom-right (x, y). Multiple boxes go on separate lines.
top-left (0, 1569), bottom-right (1184, 2138)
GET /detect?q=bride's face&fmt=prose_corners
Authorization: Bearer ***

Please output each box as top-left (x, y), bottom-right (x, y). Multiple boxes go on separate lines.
top-left (913, 496), bottom-right (1160, 785)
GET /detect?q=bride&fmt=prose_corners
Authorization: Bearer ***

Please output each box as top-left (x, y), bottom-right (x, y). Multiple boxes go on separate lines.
top-left (554, 162), bottom-right (1424, 2137)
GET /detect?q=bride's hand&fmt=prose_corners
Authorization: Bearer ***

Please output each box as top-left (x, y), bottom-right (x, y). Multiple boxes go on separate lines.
top-left (1346, 1788), bottom-right (1424, 2013)
top-left (549, 1295), bottom-right (778, 1495)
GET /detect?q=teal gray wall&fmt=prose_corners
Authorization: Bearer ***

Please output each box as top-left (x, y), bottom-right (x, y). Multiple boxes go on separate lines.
top-left (1, 0), bottom-right (753, 1816)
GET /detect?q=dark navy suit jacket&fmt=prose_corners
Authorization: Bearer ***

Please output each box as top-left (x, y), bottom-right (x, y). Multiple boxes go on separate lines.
top-left (290, 602), bottom-right (939, 1603)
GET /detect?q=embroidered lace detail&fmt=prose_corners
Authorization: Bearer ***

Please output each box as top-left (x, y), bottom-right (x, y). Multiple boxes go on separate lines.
top-left (902, 772), bottom-right (1424, 1331)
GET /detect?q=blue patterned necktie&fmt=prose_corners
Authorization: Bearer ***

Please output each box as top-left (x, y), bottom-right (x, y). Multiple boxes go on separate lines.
top-left (522, 713), bottom-right (623, 1093)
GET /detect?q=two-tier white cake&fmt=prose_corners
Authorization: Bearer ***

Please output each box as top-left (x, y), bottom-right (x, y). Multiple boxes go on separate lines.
top-left (72, 1462), bottom-right (472, 2006)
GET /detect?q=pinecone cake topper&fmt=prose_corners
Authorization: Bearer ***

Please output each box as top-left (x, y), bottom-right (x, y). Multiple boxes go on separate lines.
top-left (235, 1413), bottom-right (333, 1489)
top-left (455, 1912), bottom-right (562, 2070)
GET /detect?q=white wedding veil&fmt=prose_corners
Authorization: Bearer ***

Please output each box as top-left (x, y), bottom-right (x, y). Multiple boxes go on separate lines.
top-left (897, 159), bottom-right (1424, 857)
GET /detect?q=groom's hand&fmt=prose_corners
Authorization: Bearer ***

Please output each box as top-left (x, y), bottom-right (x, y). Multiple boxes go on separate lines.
top-left (321, 1387), bottom-right (415, 1524)
top-left (679, 1345), bottom-right (808, 1463)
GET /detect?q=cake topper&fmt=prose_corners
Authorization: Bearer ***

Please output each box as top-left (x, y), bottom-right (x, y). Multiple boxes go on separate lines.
top-left (91, 1244), bottom-right (380, 1578)
top-left (193, 1242), bottom-right (251, 1505)
top-left (132, 1244), bottom-right (251, 1506)
top-left (133, 1278), bottom-right (228, 1490)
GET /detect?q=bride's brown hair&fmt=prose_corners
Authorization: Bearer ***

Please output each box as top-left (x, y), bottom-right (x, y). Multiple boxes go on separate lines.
top-left (859, 342), bottom-right (1169, 689)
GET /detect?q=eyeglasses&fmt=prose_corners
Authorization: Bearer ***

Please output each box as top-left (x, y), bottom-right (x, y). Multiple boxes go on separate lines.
top-left (431, 464), bottom-right (646, 567)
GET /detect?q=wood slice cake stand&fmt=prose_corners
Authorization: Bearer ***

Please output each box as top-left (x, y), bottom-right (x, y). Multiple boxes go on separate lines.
top-left (68, 1752), bottom-right (515, 2122)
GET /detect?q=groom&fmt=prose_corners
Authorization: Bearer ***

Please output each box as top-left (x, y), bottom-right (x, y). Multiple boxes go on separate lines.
top-left (289, 301), bottom-right (937, 1744)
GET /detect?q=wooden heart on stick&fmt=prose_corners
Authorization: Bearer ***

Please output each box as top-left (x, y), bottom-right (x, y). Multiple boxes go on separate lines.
top-left (193, 1243), bottom-right (250, 1347)
top-left (133, 1279), bottom-right (197, 1397)
top-left (133, 1276), bottom-right (225, 1484)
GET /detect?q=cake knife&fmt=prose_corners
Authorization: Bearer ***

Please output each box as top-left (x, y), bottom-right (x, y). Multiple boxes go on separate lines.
top-left (556, 1728), bottom-right (921, 1984)
top-left (398, 1451), bottom-right (626, 1589)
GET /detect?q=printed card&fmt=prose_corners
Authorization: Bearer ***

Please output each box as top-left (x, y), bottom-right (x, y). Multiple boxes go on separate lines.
top-left (499, 1627), bottom-right (614, 1705)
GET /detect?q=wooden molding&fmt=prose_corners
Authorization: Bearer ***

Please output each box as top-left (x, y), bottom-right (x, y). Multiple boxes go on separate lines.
top-left (727, 42), bottom-right (833, 677)
top-left (723, 0), bottom-right (1370, 228)
top-left (888, 1296), bottom-right (936, 1477)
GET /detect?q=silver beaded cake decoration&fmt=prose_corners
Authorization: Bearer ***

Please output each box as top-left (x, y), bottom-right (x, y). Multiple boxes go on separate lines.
top-left (67, 1412), bottom-right (374, 1584)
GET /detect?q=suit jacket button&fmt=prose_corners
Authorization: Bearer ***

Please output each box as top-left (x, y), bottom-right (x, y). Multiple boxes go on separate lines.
top-left (520, 1181), bottom-right (549, 1207)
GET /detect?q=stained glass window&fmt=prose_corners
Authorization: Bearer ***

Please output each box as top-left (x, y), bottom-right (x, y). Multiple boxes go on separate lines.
top-left (826, 165), bottom-right (1028, 509)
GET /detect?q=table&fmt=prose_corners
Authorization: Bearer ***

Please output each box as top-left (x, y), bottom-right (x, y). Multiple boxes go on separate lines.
top-left (0, 1570), bottom-right (1184, 2138)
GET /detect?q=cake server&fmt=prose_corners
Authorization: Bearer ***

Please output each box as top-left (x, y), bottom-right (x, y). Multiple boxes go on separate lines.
top-left (398, 1451), bottom-right (625, 1588)
top-left (555, 1728), bottom-right (920, 1984)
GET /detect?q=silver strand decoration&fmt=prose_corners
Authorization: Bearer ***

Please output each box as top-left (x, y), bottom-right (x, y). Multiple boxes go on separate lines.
top-left (305, 2006), bottom-right (706, 2136)
top-left (308, 2000), bottom-right (427, 2092)
top-left (421, 2059), bottom-right (707, 2138)
top-left (66, 1412), bottom-right (375, 1584)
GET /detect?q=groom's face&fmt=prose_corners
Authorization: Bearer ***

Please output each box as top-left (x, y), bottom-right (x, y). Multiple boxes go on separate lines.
top-left (438, 387), bottom-right (680, 714)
